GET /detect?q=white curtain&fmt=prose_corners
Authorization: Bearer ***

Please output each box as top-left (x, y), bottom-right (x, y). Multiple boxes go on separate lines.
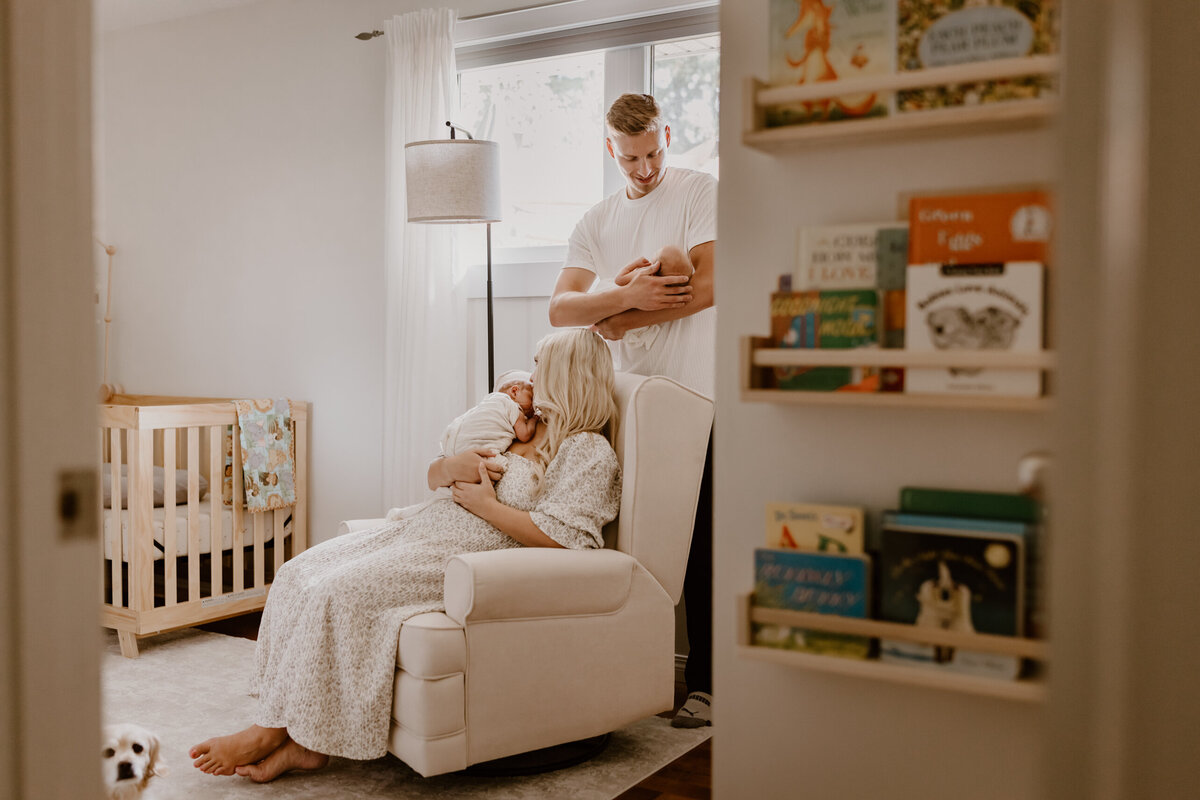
top-left (382, 9), bottom-right (465, 507)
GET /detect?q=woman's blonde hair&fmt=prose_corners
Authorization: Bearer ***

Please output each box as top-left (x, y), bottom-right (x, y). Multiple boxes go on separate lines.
top-left (527, 328), bottom-right (618, 489)
top-left (605, 93), bottom-right (664, 136)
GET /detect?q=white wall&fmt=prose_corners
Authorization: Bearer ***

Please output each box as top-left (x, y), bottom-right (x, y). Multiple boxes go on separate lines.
top-left (712, 6), bottom-right (1052, 798)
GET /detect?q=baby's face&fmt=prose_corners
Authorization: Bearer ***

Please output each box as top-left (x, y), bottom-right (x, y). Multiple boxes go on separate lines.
top-left (505, 381), bottom-right (535, 413)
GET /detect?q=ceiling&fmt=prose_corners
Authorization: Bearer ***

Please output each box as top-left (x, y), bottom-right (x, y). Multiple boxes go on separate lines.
top-left (95, 0), bottom-right (266, 32)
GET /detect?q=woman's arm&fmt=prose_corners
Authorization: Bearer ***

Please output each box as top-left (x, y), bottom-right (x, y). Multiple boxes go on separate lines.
top-left (428, 449), bottom-right (504, 491)
top-left (451, 462), bottom-right (564, 548)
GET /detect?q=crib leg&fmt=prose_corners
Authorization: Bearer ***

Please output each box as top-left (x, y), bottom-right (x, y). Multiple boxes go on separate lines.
top-left (117, 630), bottom-right (140, 659)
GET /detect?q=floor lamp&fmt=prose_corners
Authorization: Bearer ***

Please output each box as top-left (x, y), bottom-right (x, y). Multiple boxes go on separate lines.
top-left (405, 123), bottom-right (502, 391)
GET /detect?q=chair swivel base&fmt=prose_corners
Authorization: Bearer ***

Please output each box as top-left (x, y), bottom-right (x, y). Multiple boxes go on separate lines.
top-left (462, 733), bottom-right (610, 777)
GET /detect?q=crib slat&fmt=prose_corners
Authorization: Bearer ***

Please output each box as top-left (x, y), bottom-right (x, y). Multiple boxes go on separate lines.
top-left (294, 417), bottom-right (308, 555)
top-left (254, 512), bottom-right (266, 588)
top-left (232, 426), bottom-right (245, 592)
top-left (109, 429), bottom-right (123, 607)
top-left (163, 430), bottom-right (177, 606)
top-left (187, 427), bottom-right (201, 602)
top-left (209, 426), bottom-right (222, 599)
top-left (132, 430), bottom-right (156, 612)
top-left (274, 509), bottom-right (285, 575)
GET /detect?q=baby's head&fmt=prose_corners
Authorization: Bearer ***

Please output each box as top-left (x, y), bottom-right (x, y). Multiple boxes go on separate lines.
top-left (499, 379), bottom-right (534, 415)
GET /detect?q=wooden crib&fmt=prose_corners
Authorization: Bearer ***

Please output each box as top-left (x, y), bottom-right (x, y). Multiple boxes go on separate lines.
top-left (99, 395), bottom-right (309, 657)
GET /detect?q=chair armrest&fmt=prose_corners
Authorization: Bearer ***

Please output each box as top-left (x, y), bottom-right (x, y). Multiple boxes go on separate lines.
top-left (443, 548), bottom-right (640, 624)
top-left (337, 518), bottom-right (386, 536)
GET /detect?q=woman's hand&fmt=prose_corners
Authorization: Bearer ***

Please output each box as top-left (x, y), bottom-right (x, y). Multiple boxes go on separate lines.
top-left (428, 449), bottom-right (505, 490)
top-left (451, 461), bottom-right (500, 519)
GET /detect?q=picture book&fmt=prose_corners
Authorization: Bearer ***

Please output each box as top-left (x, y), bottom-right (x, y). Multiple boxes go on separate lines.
top-left (753, 548), bottom-right (872, 659)
top-left (878, 515), bottom-right (1026, 679)
top-left (769, 290), bottom-right (880, 391)
top-left (876, 225), bottom-right (909, 392)
top-left (766, 0), bottom-right (894, 128)
top-left (766, 502), bottom-right (865, 553)
top-left (904, 261), bottom-right (1044, 396)
top-left (899, 486), bottom-right (1040, 523)
top-left (908, 190), bottom-right (1054, 265)
top-left (795, 222), bottom-right (895, 291)
top-left (896, 0), bottom-right (1059, 114)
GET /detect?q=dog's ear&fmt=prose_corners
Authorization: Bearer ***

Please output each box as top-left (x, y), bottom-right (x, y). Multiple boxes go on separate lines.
top-left (146, 733), bottom-right (169, 778)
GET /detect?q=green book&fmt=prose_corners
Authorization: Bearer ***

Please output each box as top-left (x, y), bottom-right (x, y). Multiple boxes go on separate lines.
top-left (899, 486), bottom-right (1040, 523)
top-left (769, 290), bottom-right (880, 391)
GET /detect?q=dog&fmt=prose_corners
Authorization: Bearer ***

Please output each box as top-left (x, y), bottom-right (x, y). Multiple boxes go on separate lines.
top-left (103, 723), bottom-right (167, 800)
top-left (914, 560), bottom-right (975, 663)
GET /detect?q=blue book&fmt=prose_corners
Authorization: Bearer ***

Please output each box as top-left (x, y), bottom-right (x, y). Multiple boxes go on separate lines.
top-left (884, 510), bottom-right (1031, 536)
top-left (753, 548), bottom-right (872, 659)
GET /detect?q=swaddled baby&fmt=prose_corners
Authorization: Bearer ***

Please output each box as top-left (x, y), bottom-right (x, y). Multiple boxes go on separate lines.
top-left (386, 369), bottom-right (538, 521)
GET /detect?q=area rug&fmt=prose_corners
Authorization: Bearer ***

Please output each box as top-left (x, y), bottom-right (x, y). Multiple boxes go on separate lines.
top-left (102, 629), bottom-right (710, 799)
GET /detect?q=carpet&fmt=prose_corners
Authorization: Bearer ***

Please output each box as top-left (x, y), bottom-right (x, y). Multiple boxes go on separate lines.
top-left (102, 628), bottom-right (710, 799)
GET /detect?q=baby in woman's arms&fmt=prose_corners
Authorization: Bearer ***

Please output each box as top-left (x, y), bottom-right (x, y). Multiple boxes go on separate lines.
top-left (611, 244), bottom-right (694, 349)
top-left (386, 370), bottom-right (538, 521)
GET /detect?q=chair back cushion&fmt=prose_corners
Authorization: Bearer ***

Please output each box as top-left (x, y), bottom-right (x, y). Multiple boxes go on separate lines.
top-left (604, 372), bottom-right (713, 604)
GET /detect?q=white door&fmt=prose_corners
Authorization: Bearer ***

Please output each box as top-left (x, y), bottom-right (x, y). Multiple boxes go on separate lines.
top-left (0, 0), bottom-right (102, 797)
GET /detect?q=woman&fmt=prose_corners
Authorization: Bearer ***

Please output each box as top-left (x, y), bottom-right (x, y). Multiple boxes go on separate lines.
top-left (190, 329), bottom-right (622, 782)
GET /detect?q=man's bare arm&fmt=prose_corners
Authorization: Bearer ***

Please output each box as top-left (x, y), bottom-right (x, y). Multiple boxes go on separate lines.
top-left (592, 241), bottom-right (714, 340)
top-left (548, 263), bottom-right (692, 328)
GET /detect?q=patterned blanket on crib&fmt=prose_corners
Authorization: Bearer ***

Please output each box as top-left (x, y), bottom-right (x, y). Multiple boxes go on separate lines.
top-left (222, 398), bottom-right (296, 512)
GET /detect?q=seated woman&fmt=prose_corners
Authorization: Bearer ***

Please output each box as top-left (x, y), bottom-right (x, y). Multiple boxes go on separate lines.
top-left (189, 328), bottom-right (622, 782)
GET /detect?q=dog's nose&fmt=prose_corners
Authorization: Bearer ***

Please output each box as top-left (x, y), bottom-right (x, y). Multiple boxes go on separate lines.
top-left (117, 761), bottom-right (135, 780)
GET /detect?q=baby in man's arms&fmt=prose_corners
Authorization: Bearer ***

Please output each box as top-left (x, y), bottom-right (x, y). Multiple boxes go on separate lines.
top-left (611, 244), bottom-right (694, 349)
top-left (386, 370), bottom-right (538, 521)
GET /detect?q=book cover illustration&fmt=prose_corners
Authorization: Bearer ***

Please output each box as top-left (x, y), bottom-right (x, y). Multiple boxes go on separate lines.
top-left (878, 520), bottom-right (1024, 679)
top-left (904, 261), bottom-right (1044, 396)
top-left (896, 0), bottom-right (1060, 113)
top-left (766, 0), bottom-right (894, 128)
top-left (908, 190), bottom-right (1053, 265)
top-left (753, 548), bottom-right (872, 659)
top-left (766, 502), bottom-right (865, 553)
top-left (770, 289), bottom-right (880, 391)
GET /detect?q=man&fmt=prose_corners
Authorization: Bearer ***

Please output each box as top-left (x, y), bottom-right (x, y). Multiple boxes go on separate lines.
top-left (549, 93), bottom-right (716, 728)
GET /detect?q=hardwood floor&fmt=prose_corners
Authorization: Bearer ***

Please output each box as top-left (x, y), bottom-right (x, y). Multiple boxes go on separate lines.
top-left (198, 613), bottom-right (712, 799)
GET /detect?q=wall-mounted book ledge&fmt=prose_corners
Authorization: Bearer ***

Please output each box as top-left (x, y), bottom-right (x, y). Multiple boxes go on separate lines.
top-left (741, 336), bottom-right (1054, 411)
top-left (743, 55), bottom-right (1060, 151)
top-left (737, 594), bottom-right (1047, 703)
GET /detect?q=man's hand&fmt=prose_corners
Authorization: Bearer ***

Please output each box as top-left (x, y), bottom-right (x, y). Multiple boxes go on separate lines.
top-left (621, 269), bottom-right (692, 312)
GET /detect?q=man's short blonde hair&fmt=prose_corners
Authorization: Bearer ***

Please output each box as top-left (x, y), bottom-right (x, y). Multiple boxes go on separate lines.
top-left (606, 93), bottom-right (664, 136)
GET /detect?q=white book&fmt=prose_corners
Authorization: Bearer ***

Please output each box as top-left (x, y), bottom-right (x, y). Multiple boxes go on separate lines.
top-left (905, 261), bottom-right (1044, 396)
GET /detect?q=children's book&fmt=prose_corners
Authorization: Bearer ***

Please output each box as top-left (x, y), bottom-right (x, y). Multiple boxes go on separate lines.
top-left (908, 190), bottom-right (1053, 266)
top-left (794, 222), bottom-right (897, 291)
top-left (904, 261), bottom-right (1044, 396)
top-left (878, 512), bottom-right (1028, 679)
top-left (899, 486), bottom-right (1040, 523)
top-left (770, 289), bottom-right (880, 391)
top-left (766, 0), bottom-right (894, 128)
top-left (765, 502), bottom-right (865, 554)
top-left (896, 0), bottom-right (1059, 114)
top-left (876, 225), bottom-right (909, 392)
top-left (753, 548), bottom-right (872, 659)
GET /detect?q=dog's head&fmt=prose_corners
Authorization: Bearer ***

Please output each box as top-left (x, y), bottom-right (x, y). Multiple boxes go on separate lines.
top-left (925, 306), bottom-right (979, 349)
top-left (103, 723), bottom-right (166, 800)
top-left (916, 561), bottom-right (971, 627)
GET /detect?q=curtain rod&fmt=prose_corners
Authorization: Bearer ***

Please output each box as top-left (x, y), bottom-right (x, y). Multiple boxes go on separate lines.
top-left (354, 0), bottom-right (584, 40)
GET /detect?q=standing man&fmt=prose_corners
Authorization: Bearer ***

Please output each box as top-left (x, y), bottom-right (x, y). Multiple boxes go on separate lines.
top-left (549, 93), bottom-right (716, 728)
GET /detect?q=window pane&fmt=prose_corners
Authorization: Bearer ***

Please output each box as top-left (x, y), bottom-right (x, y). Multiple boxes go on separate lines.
top-left (653, 34), bottom-right (720, 179)
top-left (459, 52), bottom-right (606, 253)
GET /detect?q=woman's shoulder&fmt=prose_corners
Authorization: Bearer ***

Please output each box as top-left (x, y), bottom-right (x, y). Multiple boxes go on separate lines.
top-left (558, 431), bottom-right (617, 460)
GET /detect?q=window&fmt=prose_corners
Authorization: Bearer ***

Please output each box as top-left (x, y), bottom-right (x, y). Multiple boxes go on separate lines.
top-left (456, 11), bottom-right (719, 274)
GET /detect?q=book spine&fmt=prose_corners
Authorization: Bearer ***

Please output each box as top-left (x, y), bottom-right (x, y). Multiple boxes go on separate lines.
top-left (899, 487), bottom-right (1040, 522)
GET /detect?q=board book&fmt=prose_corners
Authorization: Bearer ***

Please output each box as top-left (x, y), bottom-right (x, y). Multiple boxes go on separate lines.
top-left (900, 486), bottom-right (1040, 523)
top-left (769, 290), bottom-right (880, 391)
top-left (767, 0), bottom-right (894, 128)
top-left (753, 548), bottom-right (872, 659)
top-left (879, 513), bottom-right (1027, 679)
top-left (904, 261), bottom-right (1044, 396)
top-left (908, 190), bottom-right (1053, 266)
top-left (765, 502), bottom-right (865, 554)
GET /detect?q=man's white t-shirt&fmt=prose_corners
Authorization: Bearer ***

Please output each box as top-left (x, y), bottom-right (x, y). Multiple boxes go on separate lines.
top-left (562, 167), bottom-right (717, 398)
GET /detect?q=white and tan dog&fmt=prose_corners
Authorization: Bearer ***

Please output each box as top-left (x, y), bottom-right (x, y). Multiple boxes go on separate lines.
top-left (915, 560), bottom-right (975, 663)
top-left (103, 723), bottom-right (167, 800)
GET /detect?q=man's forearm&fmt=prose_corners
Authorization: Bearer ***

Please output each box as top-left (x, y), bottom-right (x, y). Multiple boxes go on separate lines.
top-left (549, 285), bottom-right (633, 327)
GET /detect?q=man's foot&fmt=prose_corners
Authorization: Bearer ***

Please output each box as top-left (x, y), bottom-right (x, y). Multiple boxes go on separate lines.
top-left (235, 737), bottom-right (329, 783)
top-left (670, 691), bottom-right (712, 728)
top-left (190, 725), bottom-right (288, 775)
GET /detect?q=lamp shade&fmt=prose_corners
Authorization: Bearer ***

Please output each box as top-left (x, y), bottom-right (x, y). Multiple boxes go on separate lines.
top-left (404, 138), bottom-right (501, 224)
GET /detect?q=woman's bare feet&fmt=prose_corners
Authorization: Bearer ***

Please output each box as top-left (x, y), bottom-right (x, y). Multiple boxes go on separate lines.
top-left (190, 725), bottom-right (288, 775)
top-left (235, 737), bottom-right (329, 783)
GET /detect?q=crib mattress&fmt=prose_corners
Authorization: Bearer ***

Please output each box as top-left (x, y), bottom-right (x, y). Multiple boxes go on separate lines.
top-left (102, 505), bottom-right (291, 562)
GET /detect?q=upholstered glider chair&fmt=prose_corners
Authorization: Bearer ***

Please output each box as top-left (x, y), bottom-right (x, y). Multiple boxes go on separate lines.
top-left (339, 371), bottom-right (713, 777)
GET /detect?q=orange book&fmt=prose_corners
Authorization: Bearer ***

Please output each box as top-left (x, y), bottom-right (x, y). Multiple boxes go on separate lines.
top-left (908, 190), bottom-right (1053, 265)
